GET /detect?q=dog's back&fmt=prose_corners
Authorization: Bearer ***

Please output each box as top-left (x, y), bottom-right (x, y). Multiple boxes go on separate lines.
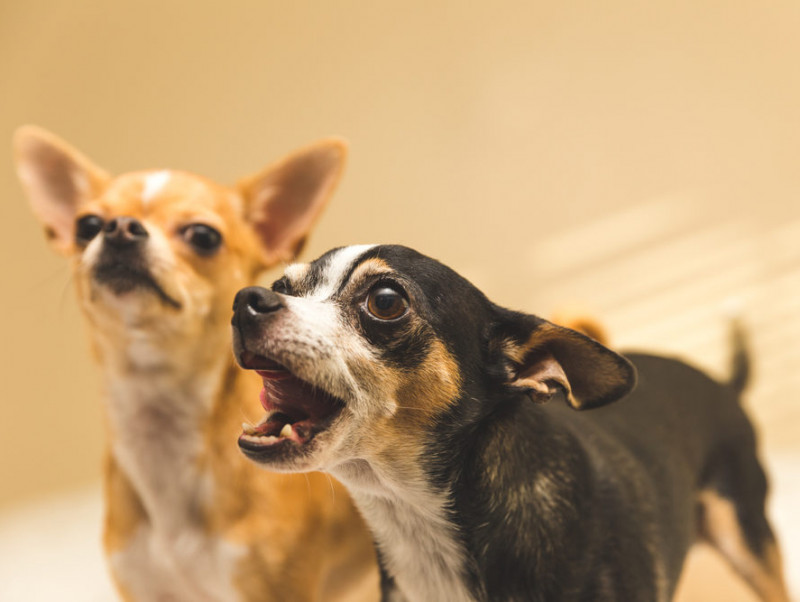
top-left (458, 331), bottom-right (788, 601)
top-left (545, 336), bottom-right (788, 602)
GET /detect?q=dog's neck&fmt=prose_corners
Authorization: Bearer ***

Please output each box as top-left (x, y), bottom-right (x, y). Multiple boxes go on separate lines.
top-left (95, 324), bottom-right (240, 537)
top-left (330, 404), bottom-right (582, 602)
top-left (333, 456), bottom-right (479, 602)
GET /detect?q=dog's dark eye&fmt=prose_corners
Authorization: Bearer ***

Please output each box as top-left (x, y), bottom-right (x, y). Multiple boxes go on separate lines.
top-left (75, 214), bottom-right (104, 245)
top-left (272, 277), bottom-right (290, 295)
top-left (366, 286), bottom-right (408, 321)
top-left (181, 224), bottom-right (222, 255)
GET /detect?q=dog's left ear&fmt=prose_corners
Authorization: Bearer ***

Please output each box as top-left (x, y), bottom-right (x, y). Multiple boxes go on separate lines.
top-left (495, 312), bottom-right (636, 410)
top-left (238, 137), bottom-right (348, 265)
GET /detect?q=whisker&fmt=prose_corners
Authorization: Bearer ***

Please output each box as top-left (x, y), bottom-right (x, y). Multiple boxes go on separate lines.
top-left (237, 407), bottom-right (256, 426)
top-left (325, 473), bottom-right (337, 505)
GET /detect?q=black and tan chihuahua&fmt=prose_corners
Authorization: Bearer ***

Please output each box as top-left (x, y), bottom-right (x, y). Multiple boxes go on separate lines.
top-left (231, 244), bottom-right (789, 602)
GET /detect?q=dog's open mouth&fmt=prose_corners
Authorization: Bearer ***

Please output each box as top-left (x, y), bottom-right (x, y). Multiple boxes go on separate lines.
top-left (237, 351), bottom-right (344, 461)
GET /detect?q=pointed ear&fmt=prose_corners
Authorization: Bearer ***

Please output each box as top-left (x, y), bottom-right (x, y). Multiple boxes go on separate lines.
top-left (498, 314), bottom-right (636, 410)
top-left (13, 125), bottom-right (110, 254)
top-left (238, 137), bottom-right (348, 264)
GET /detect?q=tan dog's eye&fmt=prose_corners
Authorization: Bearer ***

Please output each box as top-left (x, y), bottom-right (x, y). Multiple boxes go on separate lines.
top-left (75, 214), bottom-right (104, 245)
top-left (181, 224), bottom-right (222, 255)
top-left (366, 286), bottom-right (408, 320)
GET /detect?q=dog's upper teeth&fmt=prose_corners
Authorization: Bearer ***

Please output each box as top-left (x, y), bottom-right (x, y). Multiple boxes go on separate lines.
top-left (242, 422), bottom-right (256, 435)
top-left (279, 423), bottom-right (293, 438)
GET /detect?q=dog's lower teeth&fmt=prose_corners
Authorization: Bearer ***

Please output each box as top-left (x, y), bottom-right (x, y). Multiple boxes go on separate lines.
top-left (279, 423), bottom-right (293, 438)
top-left (242, 434), bottom-right (279, 444)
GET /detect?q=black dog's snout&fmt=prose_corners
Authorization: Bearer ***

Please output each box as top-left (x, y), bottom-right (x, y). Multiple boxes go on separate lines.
top-left (233, 286), bottom-right (284, 320)
top-left (231, 287), bottom-right (285, 363)
top-left (104, 217), bottom-right (149, 247)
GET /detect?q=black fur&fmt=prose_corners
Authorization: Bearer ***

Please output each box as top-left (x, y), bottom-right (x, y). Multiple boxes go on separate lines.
top-left (353, 247), bottom-right (776, 601)
top-left (250, 245), bottom-right (782, 601)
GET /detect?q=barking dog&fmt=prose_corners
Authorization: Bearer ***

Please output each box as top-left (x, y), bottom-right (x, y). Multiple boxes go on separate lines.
top-left (15, 127), bottom-right (377, 602)
top-left (231, 244), bottom-right (790, 602)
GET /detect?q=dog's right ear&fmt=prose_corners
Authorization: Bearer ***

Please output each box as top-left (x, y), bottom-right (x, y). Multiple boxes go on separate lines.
top-left (238, 137), bottom-right (348, 266)
top-left (14, 125), bottom-right (109, 254)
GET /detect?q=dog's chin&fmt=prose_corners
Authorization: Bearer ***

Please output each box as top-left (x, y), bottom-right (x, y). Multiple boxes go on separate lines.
top-left (92, 263), bottom-right (182, 310)
top-left (239, 430), bottom-right (338, 473)
top-left (237, 352), bottom-right (346, 472)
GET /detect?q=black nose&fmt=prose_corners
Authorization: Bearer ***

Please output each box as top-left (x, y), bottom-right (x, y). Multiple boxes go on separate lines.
top-left (104, 217), bottom-right (149, 247)
top-left (233, 286), bottom-right (284, 318)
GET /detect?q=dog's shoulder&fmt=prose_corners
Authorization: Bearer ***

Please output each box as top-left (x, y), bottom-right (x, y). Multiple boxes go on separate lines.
top-left (436, 399), bottom-right (597, 600)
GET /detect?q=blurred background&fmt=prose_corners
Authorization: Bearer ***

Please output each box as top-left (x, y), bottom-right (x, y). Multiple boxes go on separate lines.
top-left (1, 1), bottom-right (798, 600)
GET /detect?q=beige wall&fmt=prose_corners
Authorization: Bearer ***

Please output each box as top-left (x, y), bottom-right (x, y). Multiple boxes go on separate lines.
top-left (1, 1), bottom-right (799, 596)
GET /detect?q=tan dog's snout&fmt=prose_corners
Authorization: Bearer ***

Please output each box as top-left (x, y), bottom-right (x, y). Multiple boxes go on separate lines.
top-left (102, 216), bottom-right (149, 247)
top-left (93, 216), bottom-right (152, 269)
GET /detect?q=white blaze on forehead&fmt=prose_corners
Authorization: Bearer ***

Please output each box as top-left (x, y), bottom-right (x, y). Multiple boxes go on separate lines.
top-left (141, 170), bottom-right (171, 204)
top-left (309, 244), bottom-right (377, 300)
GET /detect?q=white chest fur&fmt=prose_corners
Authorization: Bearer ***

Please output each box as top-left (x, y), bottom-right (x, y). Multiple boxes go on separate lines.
top-left (111, 524), bottom-right (244, 602)
top-left (107, 370), bottom-right (211, 534)
top-left (104, 366), bottom-right (245, 601)
top-left (338, 463), bottom-right (476, 602)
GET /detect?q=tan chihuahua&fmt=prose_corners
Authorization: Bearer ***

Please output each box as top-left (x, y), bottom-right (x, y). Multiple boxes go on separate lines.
top-left (14, 126), bottom-right (377, 602)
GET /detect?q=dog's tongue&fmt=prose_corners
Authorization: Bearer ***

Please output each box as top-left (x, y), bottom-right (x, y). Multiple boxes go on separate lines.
top-left (259, 387), bottom-right (272, 412)
top-left (243, 374), bottom-right (342, 443)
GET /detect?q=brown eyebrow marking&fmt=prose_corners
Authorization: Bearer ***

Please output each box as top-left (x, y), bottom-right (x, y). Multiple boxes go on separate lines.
top-left (340, 257), bottom-right (394, 292)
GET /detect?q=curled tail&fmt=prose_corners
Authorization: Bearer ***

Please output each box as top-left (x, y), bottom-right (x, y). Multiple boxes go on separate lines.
top-left (728, 320), bottom-right (751, 396)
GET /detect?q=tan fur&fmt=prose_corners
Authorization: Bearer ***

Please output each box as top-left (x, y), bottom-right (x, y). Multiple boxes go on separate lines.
top-left (698, 490), bottom-right (791, 602)
top-left (366, 340), bottom-right (462, 476)
top-left (103, 454), bottom-right (145, 602)
top-left (550, 308), bottom-right (611, 346)
top-left (15, 126), bottom-right (377, 601)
